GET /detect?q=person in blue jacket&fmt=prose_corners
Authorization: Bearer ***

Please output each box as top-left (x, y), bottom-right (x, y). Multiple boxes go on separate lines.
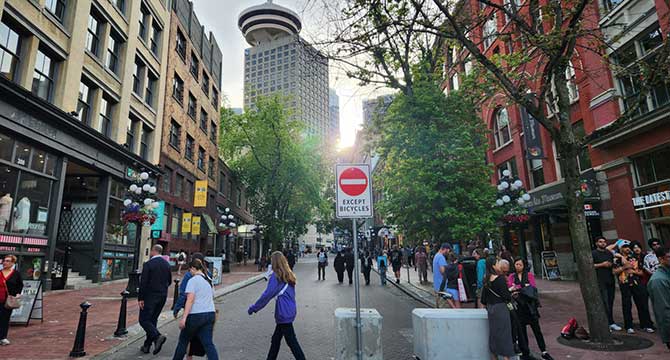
top-left (248, 251), bottom-right (306, 360)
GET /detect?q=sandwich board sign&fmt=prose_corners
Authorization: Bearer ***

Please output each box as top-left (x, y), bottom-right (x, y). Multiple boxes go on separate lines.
top-left (336, 164), bottom-right (373, 219)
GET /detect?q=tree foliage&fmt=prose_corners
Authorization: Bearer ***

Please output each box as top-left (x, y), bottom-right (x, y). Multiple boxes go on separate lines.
top-left (220, 97), bottom-right (324, 250)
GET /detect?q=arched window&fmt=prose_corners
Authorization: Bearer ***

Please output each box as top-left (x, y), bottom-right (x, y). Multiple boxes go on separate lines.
top-left (566, 61), bottom-right (579, 102)
top-left (493, 107), bottom-right (512, 148)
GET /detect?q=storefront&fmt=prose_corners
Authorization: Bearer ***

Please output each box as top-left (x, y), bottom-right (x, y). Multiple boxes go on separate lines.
top-left (0, 77), bottom-right (159, 290)
top-left (630, 146), bottom-right (670, 245)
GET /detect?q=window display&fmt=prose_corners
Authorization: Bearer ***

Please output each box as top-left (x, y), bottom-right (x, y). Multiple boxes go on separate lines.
top-left (11, 172), bottom-right (52, 236)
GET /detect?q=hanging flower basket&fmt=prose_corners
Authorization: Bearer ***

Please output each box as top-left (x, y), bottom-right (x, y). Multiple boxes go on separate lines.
top-left (502, 214), bottom-right (530, 224)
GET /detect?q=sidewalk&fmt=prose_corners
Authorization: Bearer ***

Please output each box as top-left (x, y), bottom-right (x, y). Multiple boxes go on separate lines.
top-left (3, 263), bottom-right (263, 360)
top-left (378, 263), bottom-right (670, 359)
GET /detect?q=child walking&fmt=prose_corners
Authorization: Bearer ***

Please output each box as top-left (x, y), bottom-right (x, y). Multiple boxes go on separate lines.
top-left (248, 251), bottom-right (306, 360)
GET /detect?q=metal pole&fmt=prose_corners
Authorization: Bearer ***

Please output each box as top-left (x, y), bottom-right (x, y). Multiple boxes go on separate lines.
top-left (352, 219), bottom-right (362, 360)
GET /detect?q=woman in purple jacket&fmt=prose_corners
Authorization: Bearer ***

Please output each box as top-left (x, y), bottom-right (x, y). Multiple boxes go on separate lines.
top-left (248, 251), bottom-right (306, 360)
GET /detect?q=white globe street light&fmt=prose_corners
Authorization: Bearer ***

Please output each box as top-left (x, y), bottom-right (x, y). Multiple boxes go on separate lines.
top-left (522, 193), bottom-right (531, 201)
top-left (140, 172), bottom-right (149, 180)
top-left (496, 199), bottom-right (504, 206)
top-left (502, 195), bottom-right (511, 203)
top-left (517, 198), bottom-right (525, 205)
top-left (123, 199), bottom-right (132, 206)
top-left (143, 198), bottom-right (153, 206)
top-left (497, 184), bottom-right (504, 191)
top-left (502, 169), bottom-right (511, 177)
top-left (142, 184), bottom-right (151, 192)
top-left (514, 180), bottom-right (523, 188)
top-left (501, 181), bottom-right (510, 189)
top-left (129, 184), bottom-right (138, 192)
top-left (149, 186), bottom-right (157, 194)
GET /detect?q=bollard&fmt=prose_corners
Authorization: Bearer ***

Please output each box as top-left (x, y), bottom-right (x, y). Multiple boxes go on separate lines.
top-left (69, 301), bottom-right (92, 358)
top-left (114, 290), bottom-right (130, 337)
top-left (171, 278), bottom-right (180, 310)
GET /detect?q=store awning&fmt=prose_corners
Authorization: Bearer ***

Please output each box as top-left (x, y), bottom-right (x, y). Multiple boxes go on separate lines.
top-left (202, 214), bottom-right (217, 234)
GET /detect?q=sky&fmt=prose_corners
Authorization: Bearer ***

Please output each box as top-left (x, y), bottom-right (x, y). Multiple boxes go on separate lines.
top-left (192, 0), bottom-right (384, 148)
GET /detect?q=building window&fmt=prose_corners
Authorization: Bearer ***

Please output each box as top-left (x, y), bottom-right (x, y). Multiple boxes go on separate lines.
top-left (105, 32), bottom-right (122, 74)
top-left (126, 118), bottom-right (138, 152)
top-left (86, 13), bottom-right (102, 57)
top-left (634, 147), bottom-right (670, 186)
top-left (32, 50), bottom-right (57, 102)
top-left (98, 96), bottom-right (114, 137)
top-left (139, 5), bottom-right (149, 42)
top-left (200, 109), bottom-right (208, 132)
top-left (483, 14), bottom-right (497, 49)
top-left (566, 61), bottom-right (579, 102)
top-left (113, 0), bottom-right (126, 15)
top-left (185, 135), bottom-right (194, 160)
top-left (170, 206), bottom-right (181, 236)
top-left (0, 21), bottom-right (21, 81)
top-left (162, 167), bottom-right (172, 192)
top-left (176, 29), bottom-right (186, 60)
top-left (172, 73), bottom-right (184, 104)
top-left (497, 158), bottom-right (518, 179)
top-left (150, 22), bottom-right (161, 56)
top-left (529, 159), bottom-right (545, 188)
top-left (132, 57), bottom-right (145, 96)
top-left (197, 147), bottom-right (205, 171)
top-left (45, 0), bottom-right (67, 23)
top-left (208, 157), bottom-right (215, 178)
top-left (210, 122), bottom-right (217, 143)
top-left (202, 73), bottom-right (210, 95)
top-left (145, 71), bottom-right (157, 108)
top-left (190, 51), bottom-right (199, 79)
top-left (77, 81), bottom-right (93, 125)
top-left (140, 126), bottom-right (151, 160)
top-left (219, 171), bottom-right (226, 194)
top-left (188, 93), bottom-right (197, 119)
top-left (185, 180), bottom-right (193, 202)
top-left (602, 0), bottom-right (624, 13)
top-left (169, 120), bottom-right (180, 149)
top-left (493, 107), bottom-right (512, 148)
top-left (175, 175), bottom-right (184, 197)
top-left (212, 88), bottom-right (219, 108)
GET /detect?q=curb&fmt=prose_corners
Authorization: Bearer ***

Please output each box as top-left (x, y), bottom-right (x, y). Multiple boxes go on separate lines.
top-left (372, 268), bottom-right (435, 308)
top-left (93, 273), bottom-right (265, 359)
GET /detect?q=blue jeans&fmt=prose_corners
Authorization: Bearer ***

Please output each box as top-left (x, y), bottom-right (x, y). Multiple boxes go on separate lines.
top-left (379, 267), bottom-right (387, 285)
top-left (172, 312), bottom-right (218, 360)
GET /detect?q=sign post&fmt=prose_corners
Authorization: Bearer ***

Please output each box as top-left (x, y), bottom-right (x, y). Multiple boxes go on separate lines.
top-left (336, 164), bottom-right (373, 360)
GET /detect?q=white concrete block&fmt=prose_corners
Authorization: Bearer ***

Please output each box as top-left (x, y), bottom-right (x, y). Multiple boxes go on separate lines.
top-left (335, 308), bottom-right (383, 360)
top-left (412, 309), bottom-right (489, 360)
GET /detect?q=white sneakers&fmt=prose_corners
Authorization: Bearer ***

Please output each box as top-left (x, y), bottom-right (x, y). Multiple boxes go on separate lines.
top-left (627, 328), bottom-right (635, 334)
top-left (609, 323), bottom-right (623, 331)
top-left (644, 328), bottom-right (655, 333)
top-left (0, 338), bottom-right (10, 345)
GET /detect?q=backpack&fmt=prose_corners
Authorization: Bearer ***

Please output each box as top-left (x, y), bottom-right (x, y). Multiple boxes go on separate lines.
top-left (379, 259), bottom-right (386, 268)
top-left (178, 253), bottom-right (185, 262)
top-left (318, 252), bottom-right (326, 263)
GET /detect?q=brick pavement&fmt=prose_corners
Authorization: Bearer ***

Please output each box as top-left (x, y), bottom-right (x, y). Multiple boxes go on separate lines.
top-left (384, 263), bottom-right (670, 359)
top-left (2, 264), bottom-right (262, 360)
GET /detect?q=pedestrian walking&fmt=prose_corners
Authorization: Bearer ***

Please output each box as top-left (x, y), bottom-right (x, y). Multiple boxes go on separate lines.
top-left (591, 236), bottom-right (621, 331)
top-left (0, 254), bottom-right (23, 346)
top-left (248, 251), bottom-right (306, 360)
top-left (415, 247), bottom-right (428, 284)
top-left (611, 240), bottom-right (655, 334)
top-left (389, 245), bottom-right (402, 284)
top-left (508, 258), bottom-right (554, 360)
top-left (474, 249), bottom-right (486, 308)
top-left (177, 249), bottom-right (187, 275)
top-left (344, 248), bottom-right (355, 285)
top-left (334, 251), bottom-right (345, 284)
top-left (377, 251), bottom-right (388, 286)
top-left (481, 256), bottom-right (515, 360)
top-left (432, 243), bottom-right (453, 308)
top-left (444, 253), bottom-right (461, 308)
top-left (138, 244), bottom-right (172, 355)
top-left (172, 259), bottom-right (218, 360)
top-left (361, 251), bottom-right (373, 285)
top-left (317, 248), bottom-right (328, 280)
top-left (287, 250), bottom-right (296, 270)
top-left (647, 246), bottom-right (670, 351)
top-left (173, 252), bottom-right (210, 359)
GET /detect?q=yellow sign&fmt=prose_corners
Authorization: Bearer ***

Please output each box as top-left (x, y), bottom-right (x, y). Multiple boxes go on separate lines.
top-left (191, 216), bottom-right (201, 235)
top-left (194, 180), bottom-right (208, 207)
top-left (182, 213), bottom-right (192, 234)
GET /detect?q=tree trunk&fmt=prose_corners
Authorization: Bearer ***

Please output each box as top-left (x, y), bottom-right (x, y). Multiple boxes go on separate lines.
top-left (560, 141), bottom-right (613, 343)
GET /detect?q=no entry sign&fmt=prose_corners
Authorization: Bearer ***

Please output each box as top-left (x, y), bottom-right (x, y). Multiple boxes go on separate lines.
top-left (336, 164), bottom-right (373, 218)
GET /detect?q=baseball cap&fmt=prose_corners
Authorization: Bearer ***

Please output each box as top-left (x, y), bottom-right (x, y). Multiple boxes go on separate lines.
top-left (440, 243), bottom-right (452, 250)
top-left (616, 239), bottom-right (631, 249)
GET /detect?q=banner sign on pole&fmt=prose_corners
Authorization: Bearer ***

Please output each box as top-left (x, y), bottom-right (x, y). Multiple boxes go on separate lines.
top-left (182, 213), bottom-right (192, 234)
top-left (191, 216), bottom-right (201, 235)
top-left (521, 107), bottom-right (544, 160)
top-left (336, 164), bottom-right (373, 219)
top-left (194, 180), bottom-right (208, 207)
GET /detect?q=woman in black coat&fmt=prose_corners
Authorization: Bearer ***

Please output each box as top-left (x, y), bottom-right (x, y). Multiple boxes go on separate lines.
top-left (333, 252), bottom-right (346, 284)
top-left (361, 251), bottom-right (373, 286)
top-left (1, 254), bottom-right (24, 345)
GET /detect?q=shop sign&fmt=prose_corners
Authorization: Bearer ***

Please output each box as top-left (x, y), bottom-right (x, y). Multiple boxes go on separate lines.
top-left (192, 216), bottom-right (201, 234)
top-left (584, 204), bottom-right (600, 218)
top-left (151, 201), bottom-right (165, 232)
top-left (10, 280), bottom-right (43, 325)
top-left (541, 251), bottom-right (561, 280)
top-left (126, 167), bottom-right (136, 179)
top-left (150, 230), bottom-right (162, 239)
top-left (632, 190), bottom-right (670, 211)
top-left (182, 213), bottom-right (192, 233)
top-left (194, 180), bottom-right (208, 207)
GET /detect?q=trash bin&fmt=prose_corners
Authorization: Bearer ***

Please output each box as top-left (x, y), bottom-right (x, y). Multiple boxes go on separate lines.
top-left (458, 257), bottom-right (477, 303)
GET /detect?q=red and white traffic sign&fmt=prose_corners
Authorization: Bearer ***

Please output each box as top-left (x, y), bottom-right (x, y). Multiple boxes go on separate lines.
top-left (336, 164), bottom-right (373, 219)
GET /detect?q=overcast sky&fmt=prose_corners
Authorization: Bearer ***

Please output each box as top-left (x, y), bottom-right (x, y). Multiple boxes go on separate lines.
top-left (192, 0), bottom-right (384, 149)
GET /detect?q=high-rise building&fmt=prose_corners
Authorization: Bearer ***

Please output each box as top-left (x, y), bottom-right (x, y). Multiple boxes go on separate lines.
top-left (238, 0), bottom-right (329, 140)
top-left (362, 94), bottom-right (394, 128)
top-left (0, 0), bottom-right (170, 287)
top-left (328, 89), bottom-right (340, 144)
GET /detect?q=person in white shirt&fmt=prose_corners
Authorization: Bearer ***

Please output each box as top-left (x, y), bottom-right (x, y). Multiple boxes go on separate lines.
top-left (643, 238), bottom-right (662, 277)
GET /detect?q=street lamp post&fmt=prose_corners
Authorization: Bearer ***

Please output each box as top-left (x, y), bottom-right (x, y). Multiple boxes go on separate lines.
top-left (495, 169), bottom-right (532, 257)
top-left (122, 171), bottom-right (158, 298)
top-left (252, 222), bottom-right (263, 263)
top-left (219, 208), bottom-right (237, 273)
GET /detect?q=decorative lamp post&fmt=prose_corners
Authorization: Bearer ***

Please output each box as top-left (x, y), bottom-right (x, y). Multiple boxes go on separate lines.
top-left (494, 169), bottom-right (532, 257)
top-left (252, 222), bottom-right (263, 263)
top-left (219, 208), bottom-right (237, 273)
top-left (122, 171), bottom-right (158, 297)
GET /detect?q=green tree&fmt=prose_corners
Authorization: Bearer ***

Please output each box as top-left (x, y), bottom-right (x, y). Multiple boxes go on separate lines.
top-left (220, 97), bottom-right (324, 251)
top-left (370, 78), bottom-right (498, 246)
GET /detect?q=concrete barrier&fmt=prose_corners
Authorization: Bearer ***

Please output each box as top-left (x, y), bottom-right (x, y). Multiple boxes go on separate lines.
top-left (335, 308), bottom-right (383, 360)
top-left (412, 308), bottom-right (489, 360)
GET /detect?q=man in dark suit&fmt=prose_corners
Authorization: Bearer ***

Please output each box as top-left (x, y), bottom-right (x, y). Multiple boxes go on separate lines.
top-left (138, 244), bottom-right (171, 355)
top-left (344, 248), bottom-right (356, 285)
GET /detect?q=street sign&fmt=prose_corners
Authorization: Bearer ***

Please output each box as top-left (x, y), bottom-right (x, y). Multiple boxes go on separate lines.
top-left (336, 164), bottom-right (373, 219)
